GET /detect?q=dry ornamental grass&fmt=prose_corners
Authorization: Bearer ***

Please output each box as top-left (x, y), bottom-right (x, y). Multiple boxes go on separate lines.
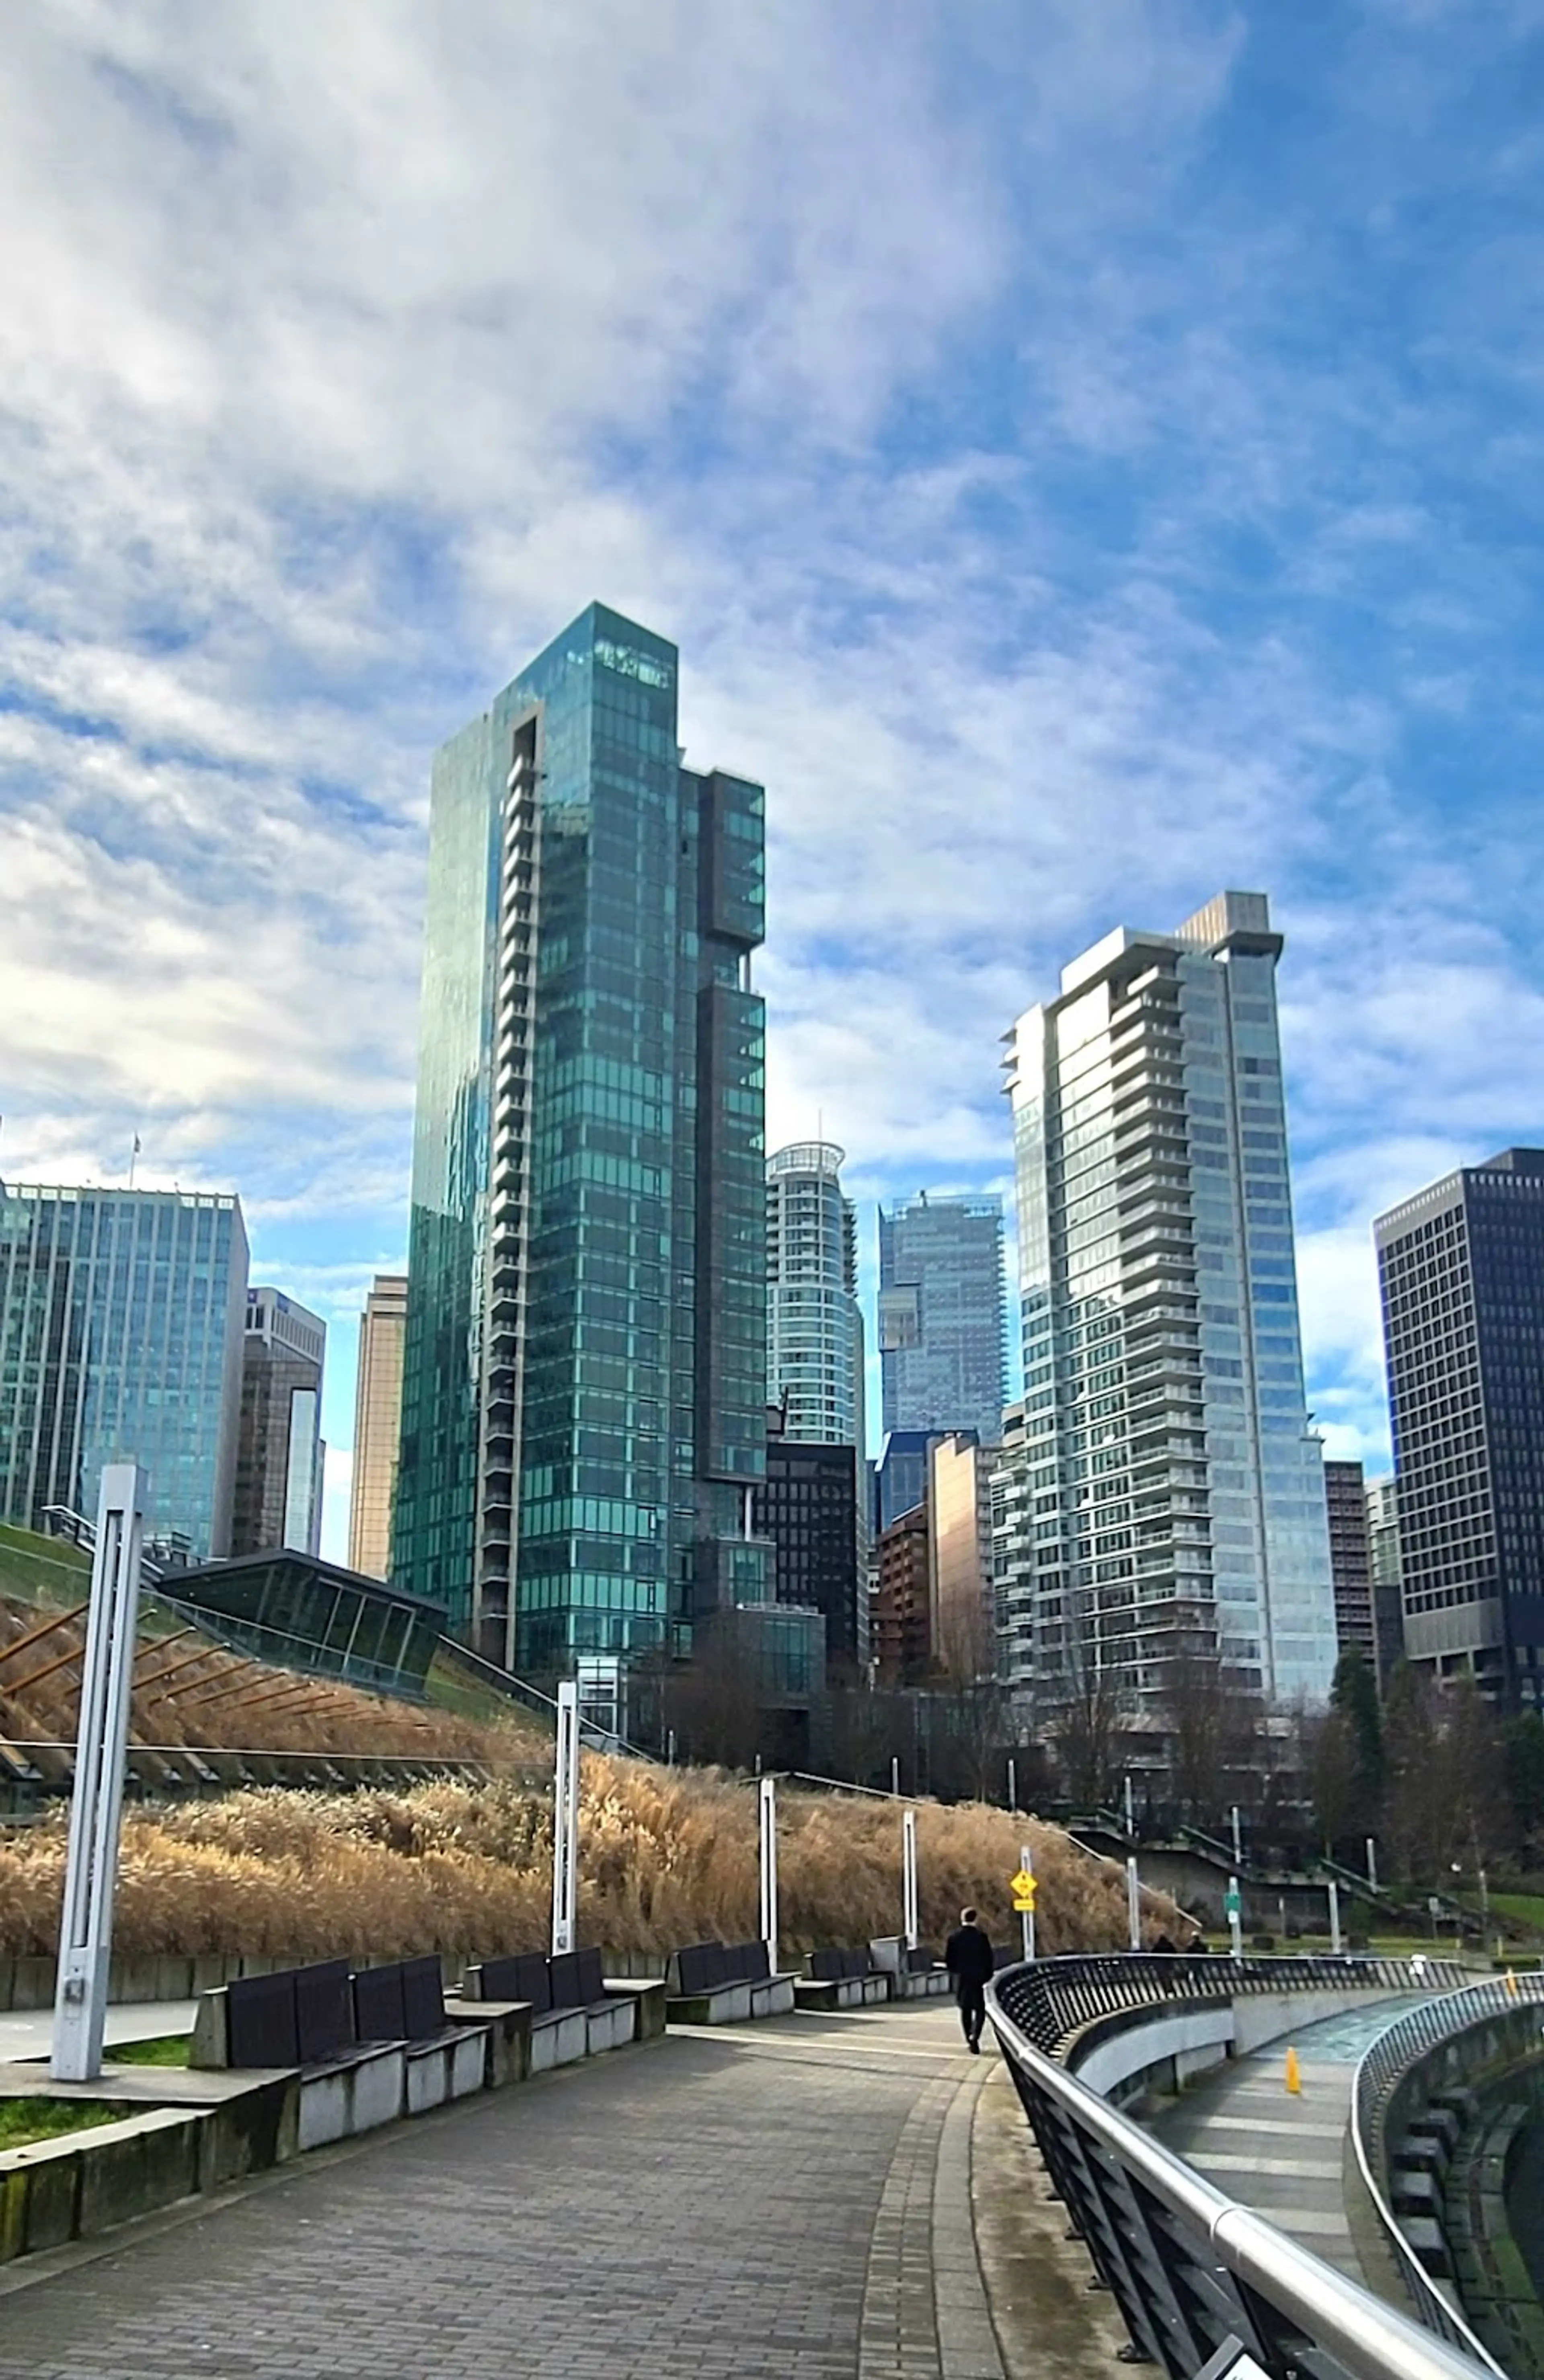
top-left (0, 1757), bottom-right (1177, 1961)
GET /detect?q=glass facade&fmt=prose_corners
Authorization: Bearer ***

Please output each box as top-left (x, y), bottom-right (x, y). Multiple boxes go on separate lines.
top-left (0, 1183), bottom-right (248, 1558)
top-left (232, 1287), bottom-right (325, 1558)
top-left (878, 1192), bottom-right (1006, 1446)
top-left (166, 1551), bottom-right (445, 1700)
top-left (766, 1141), bottom-right (864, 1445)
top-left (752, 1413), bottom-right (866, 1667)
top-left (1376, 1149), bottom-right (1544, 1705)
top-left (393, 604), bottom-right (770, 1675)
top-left (998, 892), bottom-right (1337, 1717)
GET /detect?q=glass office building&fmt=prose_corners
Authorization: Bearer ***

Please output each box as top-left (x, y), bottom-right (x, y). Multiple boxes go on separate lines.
top-left (0, 1182), bottom-right (248, 1558)
top-left (1376, 1149), bottom-right (1544, 1705)
top-left (393, 603), bottom-right (771, 1675)
top-left (1000, 892), bottom-right (1337, 1715)
top-left (878, 1192), bottom-right (1006, 1446)
top-left (766, 1141), bottom-right (864, 1445)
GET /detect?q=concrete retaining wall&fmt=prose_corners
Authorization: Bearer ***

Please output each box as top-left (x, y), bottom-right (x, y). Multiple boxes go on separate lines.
top-left (1068, 1983), bottom-right (1426, 2111)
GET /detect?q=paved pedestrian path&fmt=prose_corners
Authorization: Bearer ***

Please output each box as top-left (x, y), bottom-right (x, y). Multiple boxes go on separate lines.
top-left (0, 2002), bottom-right (1008, 2380)
top-left (1148, 1998), bottom-right (1420, 2285)
top-left (0, 1998), bottom-right (196, 2062)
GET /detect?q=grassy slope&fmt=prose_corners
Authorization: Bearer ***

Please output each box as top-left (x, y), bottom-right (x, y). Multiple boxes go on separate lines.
top-left (0, 2098), bottom-right (129, 2150)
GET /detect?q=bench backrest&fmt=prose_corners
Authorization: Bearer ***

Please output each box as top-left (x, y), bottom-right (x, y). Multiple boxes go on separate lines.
top-left (353, 1959), bottom-right (407, 2043)
top-left (226, 1958), bottom-right (357, 2069)
top-left (673, 1938), bottom-right (772, 1993)
top-left (809, 1946), bottom-right (871, 1982)
top-left (479, 1951), bottom-right (553, 2014)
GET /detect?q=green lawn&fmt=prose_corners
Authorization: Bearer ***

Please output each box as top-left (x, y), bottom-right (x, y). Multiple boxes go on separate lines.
top-left (0, 2096), bottom-right (128, 2150)
top-left (110, 2035), bottom-right (190, 2068)
top-left (0, 1521), bottom-right (90, 1609)
top-left (1483, 1893), bottom-right (1544, 1936)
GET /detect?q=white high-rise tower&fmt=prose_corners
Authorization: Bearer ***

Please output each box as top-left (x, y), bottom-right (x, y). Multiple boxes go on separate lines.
top-left (996, 891), bottom-right (1336, 1716)
top-left (766, 1143), bottom-right (865, 1447)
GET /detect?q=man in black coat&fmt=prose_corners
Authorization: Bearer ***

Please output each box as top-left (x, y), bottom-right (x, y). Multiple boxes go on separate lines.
top-left (944, 1906), bottom-right (995, 2053)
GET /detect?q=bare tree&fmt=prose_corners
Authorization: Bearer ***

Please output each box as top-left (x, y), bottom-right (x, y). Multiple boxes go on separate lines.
top-left (1162, 1654), bottom-right (1262, 1834)
top-left (1045, 1643), bottom-right (1130, 1811)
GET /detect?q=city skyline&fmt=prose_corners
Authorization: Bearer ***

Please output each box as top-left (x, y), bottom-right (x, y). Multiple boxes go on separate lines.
top-left (3, 12), bottom-right (1544, 1564)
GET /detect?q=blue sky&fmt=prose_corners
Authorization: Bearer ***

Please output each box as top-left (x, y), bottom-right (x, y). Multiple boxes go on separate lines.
top-left (2, 0), bottom-right (1543, 1556)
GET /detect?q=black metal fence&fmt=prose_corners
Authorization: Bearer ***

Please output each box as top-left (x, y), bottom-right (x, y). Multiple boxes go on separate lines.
top-left (986, 1953), bottom-right (1491, 2380)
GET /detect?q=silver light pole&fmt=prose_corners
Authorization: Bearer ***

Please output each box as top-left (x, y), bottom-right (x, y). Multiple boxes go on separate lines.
top-left (52, 1465), bottom-right (145, 2083)
top-left (759, 1774), bottom-right (779, 1975)
top-left (902, 1807), bottom-right (920, 1950)
top-left (1126, 1854), bottom-right (1142, 1953)
top-left (550, 1680), bottom-right (581, 1955)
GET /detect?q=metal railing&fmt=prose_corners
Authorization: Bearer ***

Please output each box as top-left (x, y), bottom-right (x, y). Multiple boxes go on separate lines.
top-left (1350, 1973), bottom-right (1544, 2374)
top-left (992, 1948), bottom-right (1471, 2060)
top-left (987, 1954), bottom-right (1491, 2380)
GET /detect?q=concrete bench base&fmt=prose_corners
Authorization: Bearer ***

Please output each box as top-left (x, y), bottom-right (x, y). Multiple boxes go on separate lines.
top-left (893, 1968), bottom-right (952, 2000)
top-left (667, 1974), bottom-right (798, 2026)
top-left (794, 1973), bottom-right (892, 2014)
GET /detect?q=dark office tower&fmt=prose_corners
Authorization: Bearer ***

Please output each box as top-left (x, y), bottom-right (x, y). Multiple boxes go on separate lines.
top-left (878, 1192), bottom-right (1006, 1445)
top-left (393, 604), bottom-right (770, 1678)
top-left (0, 1182), bottom-right (248, 1558)
top-left (874, 1427), bottom-right (956, 1534)
top-left (1376, 1149), bottom-right (1544, 1706)
top-left (752, 1405), bottom-right (866, 1667)
top-left (1323, 1459), bottom-right (1376, 1671)
top-left (231, 1289), bottom-right (326, 1558)
top-left (1364, 1477), bottom-right (1405, 1684)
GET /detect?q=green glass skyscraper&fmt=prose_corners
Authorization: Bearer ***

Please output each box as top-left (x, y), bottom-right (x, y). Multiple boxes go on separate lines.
top-left (392, 604), bottom-right (770, 1676)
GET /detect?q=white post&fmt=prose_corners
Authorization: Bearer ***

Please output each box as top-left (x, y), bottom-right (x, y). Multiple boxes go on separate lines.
top-left (1328, 1876), bottom-right (1342, 1955)
top-left (1230, 1803), bottom-right (1242, 1866)
top-left (1227, 1874), bottom-right (1244, 1962)
top-left (1006, 1755), bottom-right (1016, 1813)
top-left (550, 1680), bottom-right (580, 1955)
top-left (51, 1465), bottom-right (145, 2083)
top-left (1123, 1772), bottom-right (1135, 1836)
top-left (902, 1807), bottom-right (919, 1950)
top-left (1020, 1841), bottom-right (1036, 1964)
top-left (759, 1774), bottom-right (779, 1975)
top-left (891, 1754), bottom-right (901, 1798)
top-left (1126, 1854), bottom-right (1142, 1952)
top-left (1366, 1835), bottom-right (1378, 1894)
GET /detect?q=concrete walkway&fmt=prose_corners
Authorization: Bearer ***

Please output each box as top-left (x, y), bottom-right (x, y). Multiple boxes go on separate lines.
top-left (0, 2002), bottom-right (1020, 2380)
top-left (1148, 1999), bottom-right (1419, 2285)
top-left (0, 1999), bottom-right (196, 2063)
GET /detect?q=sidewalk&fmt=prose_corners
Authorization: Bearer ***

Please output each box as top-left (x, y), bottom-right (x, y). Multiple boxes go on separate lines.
top-left (0, 1999), bottom-right (196, 2063)
top-left (1148, 1998), bottom-right (1419, 2285)
top-left (2, 2002), bottom-right (1011, 2380)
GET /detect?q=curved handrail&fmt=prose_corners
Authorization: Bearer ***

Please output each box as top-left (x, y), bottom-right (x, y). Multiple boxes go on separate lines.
top-left (1349, 1973), bottom-right (1544, 2373)
top-left (986, 1955), bottom-right (1491, 2380)
top-left (991, 1947), bottom-right (1472, 2061)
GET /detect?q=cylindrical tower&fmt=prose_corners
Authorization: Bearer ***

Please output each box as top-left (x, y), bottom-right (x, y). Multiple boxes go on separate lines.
top-left (766, 1143), bottom-right (864, 1446)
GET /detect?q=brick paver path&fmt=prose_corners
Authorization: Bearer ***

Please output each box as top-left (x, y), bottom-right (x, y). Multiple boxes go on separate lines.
top-left (0, 2003), bottom-right (1003, 2380)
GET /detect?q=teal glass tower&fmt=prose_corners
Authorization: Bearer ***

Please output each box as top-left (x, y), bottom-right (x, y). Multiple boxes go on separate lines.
top-left (392, 604), bottom-right (770, 1674)
top-left (0, 1183), bottom-right (248, 1559)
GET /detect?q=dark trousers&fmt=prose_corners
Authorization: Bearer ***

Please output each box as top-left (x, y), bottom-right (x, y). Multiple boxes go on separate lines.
top-left (956, 1979), bottom-right (986, 2045)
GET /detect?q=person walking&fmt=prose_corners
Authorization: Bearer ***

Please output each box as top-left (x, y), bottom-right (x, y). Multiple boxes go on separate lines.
top-left (944, 1905), bottom-right (995, 2053)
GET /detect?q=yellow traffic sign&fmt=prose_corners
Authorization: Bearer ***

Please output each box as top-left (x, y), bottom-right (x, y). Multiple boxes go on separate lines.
top-left (1012, 1896), bottom-right (1035, 1916)
top-left (1009, 1869), bottom-right (1037, 1904)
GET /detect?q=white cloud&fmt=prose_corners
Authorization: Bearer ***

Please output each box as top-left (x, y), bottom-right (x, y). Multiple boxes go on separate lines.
top-left (1, 0), bottom-right (1542, 1484)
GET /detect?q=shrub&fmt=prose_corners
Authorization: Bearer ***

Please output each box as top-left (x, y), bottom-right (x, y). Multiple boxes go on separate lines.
top-left (0, 1761), bottom-right (1181, 1961)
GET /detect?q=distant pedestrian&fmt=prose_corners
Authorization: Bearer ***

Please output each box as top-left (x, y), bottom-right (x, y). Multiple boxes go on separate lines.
top-left (944, 1906), bottom-right (995, 2053)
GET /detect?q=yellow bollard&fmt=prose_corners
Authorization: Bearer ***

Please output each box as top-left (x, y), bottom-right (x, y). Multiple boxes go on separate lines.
top-left (1506, 1969), bottom-right (1520, 2000)
top-left (1285, 2046), bottom-right (1302, 2095)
